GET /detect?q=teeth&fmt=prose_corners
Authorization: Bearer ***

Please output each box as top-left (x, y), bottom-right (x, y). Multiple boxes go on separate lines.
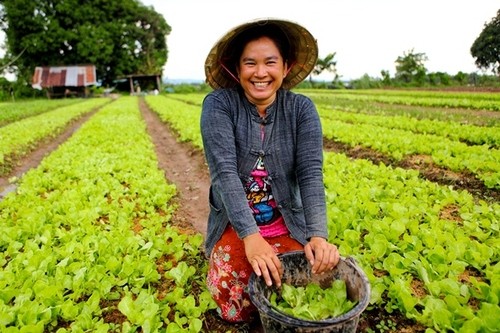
top-left (254, 82), bottom-right (268, 87)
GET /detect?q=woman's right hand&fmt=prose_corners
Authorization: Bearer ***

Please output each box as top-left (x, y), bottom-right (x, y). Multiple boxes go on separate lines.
top-left (243, 233), bottom-right (283, 287)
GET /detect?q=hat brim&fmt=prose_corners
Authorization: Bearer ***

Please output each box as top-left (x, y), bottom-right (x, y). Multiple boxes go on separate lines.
top-left (204, 18), bottom-right (318, 90)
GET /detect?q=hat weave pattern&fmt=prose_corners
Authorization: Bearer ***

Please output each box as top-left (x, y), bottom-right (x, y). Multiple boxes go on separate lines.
top-left (205, 18), bottom-right (318, 90)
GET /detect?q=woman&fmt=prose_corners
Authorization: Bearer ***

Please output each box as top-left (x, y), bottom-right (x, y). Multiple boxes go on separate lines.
top-left (201, 18), bottom-right (340, 323)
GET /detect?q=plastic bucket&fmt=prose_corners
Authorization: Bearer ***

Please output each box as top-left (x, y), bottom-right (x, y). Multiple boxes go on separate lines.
top-left (248, 250), bottom-right (370, 332)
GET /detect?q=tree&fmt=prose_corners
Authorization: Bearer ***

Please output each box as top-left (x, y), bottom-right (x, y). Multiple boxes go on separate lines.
top-left (0, 0), bottom-right (171, 85)
top-left (394, 48), bottom-right (428, 84)
top-left (311, 52), bottom-right (337, 83)
top-left (380, 70), bottom-right (391, 86)
top-left (427, 72), bottom-right (451, 86)
top-left (470, 9), bottom-right (500, 75)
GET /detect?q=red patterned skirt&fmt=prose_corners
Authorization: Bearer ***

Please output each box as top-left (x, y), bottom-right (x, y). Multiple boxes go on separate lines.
top-left (206, 225), bottom-right (303, 323)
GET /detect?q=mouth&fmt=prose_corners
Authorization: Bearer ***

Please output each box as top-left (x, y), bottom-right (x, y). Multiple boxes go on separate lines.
top-left (252, 81), bottom-right (271, 88)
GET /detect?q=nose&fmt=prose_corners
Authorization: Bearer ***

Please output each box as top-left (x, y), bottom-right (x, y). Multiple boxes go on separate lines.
top-left (254, 64), bottom-right (267, 77)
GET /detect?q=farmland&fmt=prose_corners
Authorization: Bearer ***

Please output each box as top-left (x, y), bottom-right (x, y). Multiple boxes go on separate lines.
top-left (0, 89), bottom-right (499, 332)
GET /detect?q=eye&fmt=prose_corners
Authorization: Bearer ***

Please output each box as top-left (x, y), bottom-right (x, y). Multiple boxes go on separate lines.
top-left (265, 56), bottom-right (279, 66)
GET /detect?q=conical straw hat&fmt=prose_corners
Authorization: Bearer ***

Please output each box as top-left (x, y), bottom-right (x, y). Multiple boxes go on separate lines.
top-left (204, 18), bottom-right (318, 90)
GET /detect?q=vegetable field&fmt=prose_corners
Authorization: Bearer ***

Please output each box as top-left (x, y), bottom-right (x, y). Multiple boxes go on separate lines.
top-left (0, 89), bottom-right (498, 333)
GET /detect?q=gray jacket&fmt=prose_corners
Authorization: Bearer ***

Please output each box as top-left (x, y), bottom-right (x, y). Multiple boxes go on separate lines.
top-left (200, 87), bottom-right (328, 256)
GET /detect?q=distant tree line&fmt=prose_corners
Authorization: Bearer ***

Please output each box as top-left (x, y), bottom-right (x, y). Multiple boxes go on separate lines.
top-left (306, 9), bottom-right (500, 90)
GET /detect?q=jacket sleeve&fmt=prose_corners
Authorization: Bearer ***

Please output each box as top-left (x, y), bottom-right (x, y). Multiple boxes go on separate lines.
top-left (200, 92), bottom-right (259, 239)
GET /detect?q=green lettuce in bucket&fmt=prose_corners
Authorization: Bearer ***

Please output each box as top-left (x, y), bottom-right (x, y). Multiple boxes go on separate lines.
top-left (249, 251), bottom-right (371, 332)
top-left (269, 279), bottom-right (358, 321)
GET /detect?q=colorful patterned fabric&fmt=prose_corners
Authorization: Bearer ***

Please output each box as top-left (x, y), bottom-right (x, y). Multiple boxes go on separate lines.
top-left (244, 156), bottom-right (289, 237)
top-left (206, 225), bottom-right (303, 322)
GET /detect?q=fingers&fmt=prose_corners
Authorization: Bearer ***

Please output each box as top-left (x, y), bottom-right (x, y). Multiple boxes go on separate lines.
top-left (250, 254), bottom-right (283, 287)
top-left (313, 245), bottom-right (339, 274)
top-left (250, 258), bottom-right (262, 277)
top-left (244, 233), bottom-right (283, 287)
top-left (305, 239), bottom-right (340, 275)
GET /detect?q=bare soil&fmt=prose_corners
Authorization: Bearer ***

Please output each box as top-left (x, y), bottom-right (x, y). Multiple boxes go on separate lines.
top-left (138, 98), bottom-right (210, 237)
top-left (1, 96), bottom-right (497, 332)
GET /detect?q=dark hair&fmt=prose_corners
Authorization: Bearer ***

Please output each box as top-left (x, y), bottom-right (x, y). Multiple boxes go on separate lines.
top-left (224, 23), bottom-right (295, 74)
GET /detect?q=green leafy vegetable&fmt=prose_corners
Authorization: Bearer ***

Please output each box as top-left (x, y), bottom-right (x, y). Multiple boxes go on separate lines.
top-left (270, 280), bottom-right (357, 321)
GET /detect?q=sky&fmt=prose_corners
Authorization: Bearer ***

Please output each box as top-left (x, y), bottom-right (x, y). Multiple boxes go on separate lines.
top-left (140, 0), bottom-right (499, 82)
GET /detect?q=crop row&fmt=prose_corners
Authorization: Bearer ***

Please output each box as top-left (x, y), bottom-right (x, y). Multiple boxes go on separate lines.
top-left (0, 96), bottom-right (214, 332)
top-left (0, 99), bottom-right (83, 127)
top-left (302, 89), bottom-right (500, 111)
top-left (145, 95), bottom-right (204, 150)
top-left (144, 94), bottom-right (499, 332)
top-left (0, 98), bottom-right (110, 176)
top-left (321, 115), bottom-right (500, 189)
top-left (318, 106), bottom-right (500, 148)
top-left (309, 95), bottom-right (499, 128)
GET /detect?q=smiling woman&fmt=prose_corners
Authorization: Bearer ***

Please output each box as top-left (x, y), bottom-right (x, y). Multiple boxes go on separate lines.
top-left (200, 18), bottom-right (341, 326)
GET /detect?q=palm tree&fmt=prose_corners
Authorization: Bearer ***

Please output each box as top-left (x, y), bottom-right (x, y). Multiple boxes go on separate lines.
top-left (310, 52), bottom-right (337, 84)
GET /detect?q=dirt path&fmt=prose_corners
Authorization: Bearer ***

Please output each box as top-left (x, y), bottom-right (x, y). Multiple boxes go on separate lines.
top-left (138, 98), bottom-right (210, 236)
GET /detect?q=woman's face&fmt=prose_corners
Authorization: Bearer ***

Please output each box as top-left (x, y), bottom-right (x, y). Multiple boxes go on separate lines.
top-left (238, 36), bottom-right (287, 110)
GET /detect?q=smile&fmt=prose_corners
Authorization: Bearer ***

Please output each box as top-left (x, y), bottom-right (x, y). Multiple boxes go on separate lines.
top-left (253, 82), bottom-right (270, 88)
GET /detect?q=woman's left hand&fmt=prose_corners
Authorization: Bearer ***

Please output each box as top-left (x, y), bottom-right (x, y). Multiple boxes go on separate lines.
top-left (304, 237), bottom-right (340, 274)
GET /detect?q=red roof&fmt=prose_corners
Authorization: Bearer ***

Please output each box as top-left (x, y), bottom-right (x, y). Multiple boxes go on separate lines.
top-left (32, 65), bottom-right (97, 89)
